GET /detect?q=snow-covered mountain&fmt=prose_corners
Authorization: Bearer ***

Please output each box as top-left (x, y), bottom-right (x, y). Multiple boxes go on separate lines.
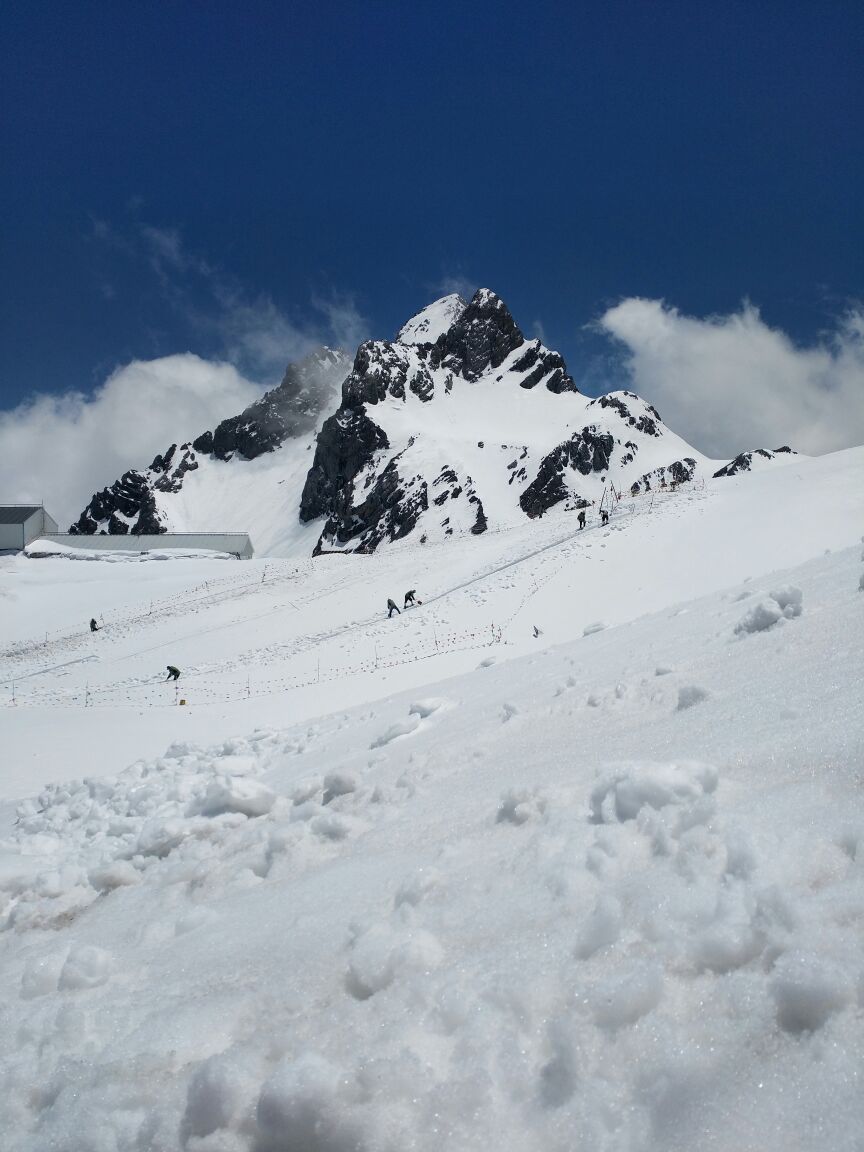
top-left (70, 290), bottom-right (803, 556)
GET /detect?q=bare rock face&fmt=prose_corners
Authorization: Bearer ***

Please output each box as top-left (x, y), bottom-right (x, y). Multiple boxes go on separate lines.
top-left (70, 470), bottom-right (164, 536)
top-left (520, 428), bottom-right (615, 518)
top-left (300, 407), bottom-right (389, 526)
top-left (713, 447), bottom-right (796, 478)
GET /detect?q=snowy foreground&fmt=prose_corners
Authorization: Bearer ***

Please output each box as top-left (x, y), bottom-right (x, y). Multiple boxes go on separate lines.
top-left (1, 449), bottom-right (863, 1150)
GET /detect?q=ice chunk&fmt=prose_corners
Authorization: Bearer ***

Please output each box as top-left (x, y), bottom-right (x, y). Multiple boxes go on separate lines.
top-left (583, 621), bottom-right (607, 636)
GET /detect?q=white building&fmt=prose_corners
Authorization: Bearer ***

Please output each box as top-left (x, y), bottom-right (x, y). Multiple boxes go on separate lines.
top-left (36, 532), bottom-right (254, 559)
top-left (0, 505), bottom-right (59, 551)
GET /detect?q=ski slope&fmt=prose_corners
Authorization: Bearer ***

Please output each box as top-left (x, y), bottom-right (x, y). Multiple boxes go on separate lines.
top-left (0, 445), bottom-right (862, 1150)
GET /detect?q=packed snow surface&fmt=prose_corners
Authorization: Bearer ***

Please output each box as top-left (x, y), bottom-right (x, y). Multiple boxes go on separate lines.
top-left (0, 445), bottom-right (862, 1151)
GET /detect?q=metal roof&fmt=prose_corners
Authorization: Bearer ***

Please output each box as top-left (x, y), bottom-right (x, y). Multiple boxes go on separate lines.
top-left (0, 505), bottom-right (43, 524)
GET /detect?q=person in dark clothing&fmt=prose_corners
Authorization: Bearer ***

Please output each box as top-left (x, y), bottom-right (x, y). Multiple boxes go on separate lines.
top-left (404, 589), bottom-right (417, 608)
top-left (601, 509), bottom-right (609, 525)
top-left (577, 510), bottom-right (586, 530)
top-left (387, 598), bottom-right (400, 618)
top-left (166, 665), bottom-right (181, 681)
top-left (89, 618), bottom-right (99, 632)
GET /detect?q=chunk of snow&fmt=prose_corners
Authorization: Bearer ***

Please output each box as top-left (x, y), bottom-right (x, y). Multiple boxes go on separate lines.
top-left (583, 621), bottom-right (606, 636)
top-left (370, 712), bottom-right (422, 748)
top-left (59, 944), bottom-right (113, 990)
top-left (771, 952), bottom-right (854, 1032)
top-left (591, 964), bottom-right (664, 1029)
top-left (408, 697), bottom-right (448, 718)
top-left (677, 684), bottom-right (709, 710)
top-left (769, 584), bottom-right (803, 617)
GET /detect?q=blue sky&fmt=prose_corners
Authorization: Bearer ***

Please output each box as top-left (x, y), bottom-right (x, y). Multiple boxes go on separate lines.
top-left (1, 0), bottom-right (863, 508)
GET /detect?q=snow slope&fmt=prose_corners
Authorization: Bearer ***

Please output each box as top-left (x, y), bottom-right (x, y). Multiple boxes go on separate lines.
top-left (396, 293), bottom-right (468, 344)
top-left (0, 445), bottom-right (862, 1150)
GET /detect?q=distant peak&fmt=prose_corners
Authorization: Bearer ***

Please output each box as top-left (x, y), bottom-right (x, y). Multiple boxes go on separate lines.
top-left (396, 294), bottom-right (468, 345)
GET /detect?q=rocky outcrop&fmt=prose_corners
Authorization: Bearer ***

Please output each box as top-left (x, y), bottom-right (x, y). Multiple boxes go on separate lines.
top-left (713, 447), bottom-right (795, 478)
top-left (520, 428), bottom-right (614, 518)
top-left (630, 458), bottom-right (698, 495)
top-left (194, 348), bottom-right (348, 462)
top-left (315, 453), bottom-right (428, 554)
top-left (588, 391), bottom-right (662, 436)
top-left (300, 408), bottom-right (389, 525)
top-left (70, 470), bottom-right (164, 536)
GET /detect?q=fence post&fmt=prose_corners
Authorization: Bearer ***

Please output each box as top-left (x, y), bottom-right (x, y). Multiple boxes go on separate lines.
top-left (85, 683), bottom-right (90, 708)
top-left (246, 675), bottom-right (251, 699)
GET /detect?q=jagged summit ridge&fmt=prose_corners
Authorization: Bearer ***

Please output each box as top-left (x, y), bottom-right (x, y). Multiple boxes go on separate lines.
top-left (68, 289), bottom-right (802, 555)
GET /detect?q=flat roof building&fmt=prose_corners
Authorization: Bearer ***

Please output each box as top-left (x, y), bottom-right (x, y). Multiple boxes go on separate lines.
top-left (0, 505), bottom-right (59, 551)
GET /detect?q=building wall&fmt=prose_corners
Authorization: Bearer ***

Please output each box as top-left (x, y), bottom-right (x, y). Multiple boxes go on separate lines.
top-left (0, 522), bottom-right (24, 550)
top-left (39, 533), bottom-right (254, 559)
top-left (23, 509), bottom-right (59, 546)
top-left (1, 509), bottom-right (61, 550)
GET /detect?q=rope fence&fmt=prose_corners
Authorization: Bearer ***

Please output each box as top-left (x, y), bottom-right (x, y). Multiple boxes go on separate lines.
top-left (3, 622), bottom-right (502, 709)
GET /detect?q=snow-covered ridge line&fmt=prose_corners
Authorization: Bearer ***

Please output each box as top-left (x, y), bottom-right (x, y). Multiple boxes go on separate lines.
top-left (65, 288), bottom-right (802, 558)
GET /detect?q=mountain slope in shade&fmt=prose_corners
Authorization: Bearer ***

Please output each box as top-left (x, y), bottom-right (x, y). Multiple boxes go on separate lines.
top-left (69, 290), bottom-right (805, 557)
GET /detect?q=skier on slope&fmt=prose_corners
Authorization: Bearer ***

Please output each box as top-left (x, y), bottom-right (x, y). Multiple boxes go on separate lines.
top-left (601, 509), bottom-right (609, 525)
top-left (404, 589), bottom-right (418, 608)
top-left (577, 510), bottom-right (586, 530)
top-left (89, 618), bottom-right (100, 632)
top-left (387, 598), bottom-right (400, 618)
top-left (165, 665), bottom-right (181, 681)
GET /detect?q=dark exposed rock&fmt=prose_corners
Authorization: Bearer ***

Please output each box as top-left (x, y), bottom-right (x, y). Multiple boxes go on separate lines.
top-left (315, 454), bottom-right (428, 554)
top-left (429, 289), bottom-right (525, 381)
top-left (713, 447), bottom-right (797, 478)
top-left (151, 443), bottom-right (199, 494)
top-left (520, 427), bottom-right (614, 518)
top-left (203, 348), bottom-right (348, 461)
top-left (509, 340), bottom-right (578, 393)
top-left (589, 393), bottom-right (661, 436)
top-left (300, 407), bottom-right (389, 523)
top-left (70, 470), bottom-right (165, 535)
top-left (631, 458), bottom-right (697, 494)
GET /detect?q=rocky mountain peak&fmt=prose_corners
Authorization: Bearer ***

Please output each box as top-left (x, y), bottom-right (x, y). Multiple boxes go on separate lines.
top-left (432, 288), bottom-right (525, 381)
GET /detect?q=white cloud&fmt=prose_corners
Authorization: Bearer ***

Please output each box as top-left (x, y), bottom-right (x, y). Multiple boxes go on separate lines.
top-left (433, 274), bottom-right (477, 302)
top-left (0, 355), bottom-right (260, 527)
top-left (598, 298), bottom-right (864, 457)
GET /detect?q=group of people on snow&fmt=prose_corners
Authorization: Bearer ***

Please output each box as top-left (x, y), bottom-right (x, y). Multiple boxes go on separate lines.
top-left (577, 507), bottom-right (610, 529)
top-left (387, 589), bottom-right (420, 617)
